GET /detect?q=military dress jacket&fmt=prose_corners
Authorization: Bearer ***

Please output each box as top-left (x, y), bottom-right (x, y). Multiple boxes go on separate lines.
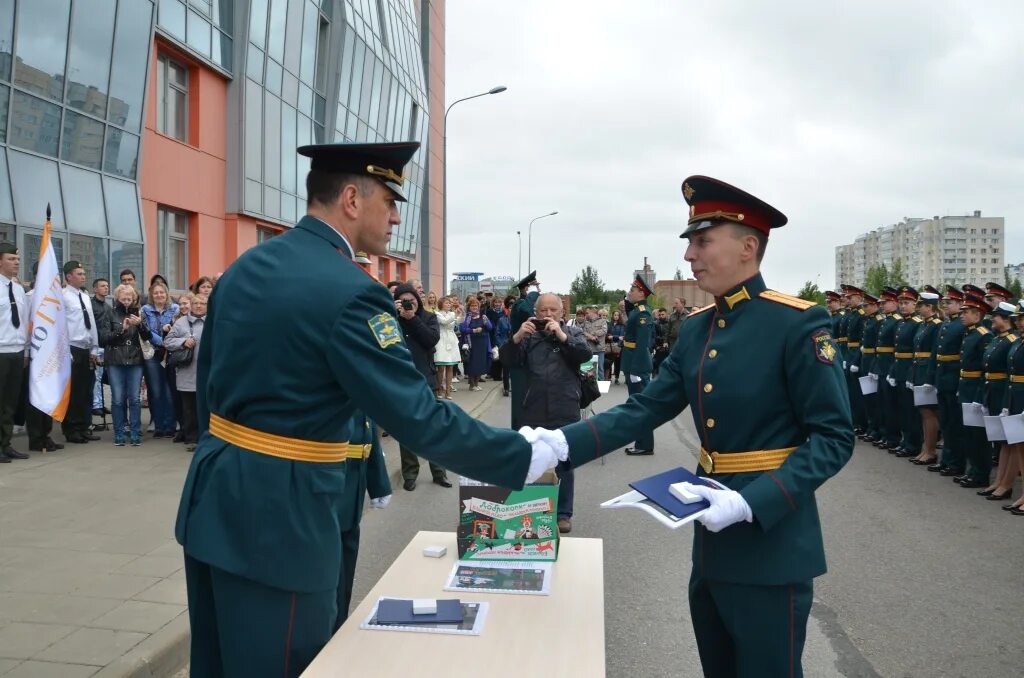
top-left (620, 303), bottom-right (653, 375)
top-left (911, 316), bottom-right (942, 386)
top-left (339, 411), bottom-right (391, 537)
top-left (845, 306), bottom-right (866, 372)
top-left (561, 274), bottom-right (853, 585)
top-left (1007, 338), bottom-right (1024, 415)
top-left (510, 291), bottom-right (539, 334)
top-left (890, 314), bottom-right (922, 382)
top-left (175, 216), bottom-right (534, 593)
top-left (873, 313), bottom-right (900, 378)
top-left (982, 331), bottom-right (1017, 414)
top-left (934, 315), bottom-right (965, 394)
top-left (835, 309), bottom-right (849, 361)
top-left (859, 312), bottom-right (882, 376)
top-left (957, 323), bottom-right (993, 405)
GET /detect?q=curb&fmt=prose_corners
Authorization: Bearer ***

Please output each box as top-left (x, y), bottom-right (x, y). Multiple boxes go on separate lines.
top-left (92, 612), bottom-right (190, 678)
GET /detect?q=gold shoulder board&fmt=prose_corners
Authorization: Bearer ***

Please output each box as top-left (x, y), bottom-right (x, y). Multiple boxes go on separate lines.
top-left (1009, 333), bottom-right (1019, 342)
top-left (687, 303), bottom-right (714, 317)
top-left (759, 290), bottom-right (817, 311)
top-left (931, 317), bottom-right (941, 324)
top-left (913, 316), bottom-right (923, 322)
top-left (857, 308), bottom-right (865, 315)
top-left (977, 326), bottom-right (990, 335)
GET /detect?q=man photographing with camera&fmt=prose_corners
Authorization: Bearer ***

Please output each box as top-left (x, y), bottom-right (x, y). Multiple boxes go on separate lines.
top-left (502, 293), bottom-right (592, 533)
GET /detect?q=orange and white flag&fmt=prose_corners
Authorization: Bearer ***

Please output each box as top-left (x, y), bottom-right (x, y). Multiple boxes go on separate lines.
top-left (28, 209), bottom-right (71, 421)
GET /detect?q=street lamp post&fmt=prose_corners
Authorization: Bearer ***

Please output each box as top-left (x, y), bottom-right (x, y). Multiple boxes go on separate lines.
top-left (527, 211), bottom-right (558, 273)
top-left (443, 85), bottom-right (507, 293)
top-left (516, 230), bottom-right (522, 279)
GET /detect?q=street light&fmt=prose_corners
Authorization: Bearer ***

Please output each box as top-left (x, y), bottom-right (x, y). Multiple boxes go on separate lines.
top-left (516, 230), bottom-right (522, 279)
top-left (527, 211), bottom-right (558, 272)
top-left (443, 85), bottom-right (508, 292)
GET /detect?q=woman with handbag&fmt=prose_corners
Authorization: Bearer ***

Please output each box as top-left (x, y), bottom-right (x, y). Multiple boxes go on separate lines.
top-left (102, 284), bottom-right (152, 446)
top-left (606, 310), bottom-right (626, 383)
top-left (141, 282), bottom-right (179, 438)
top-left (165, 294), bottom-right (207, 452)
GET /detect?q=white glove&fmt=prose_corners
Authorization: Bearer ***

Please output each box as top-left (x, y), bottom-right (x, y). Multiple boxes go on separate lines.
top-left (905, 381), bottom-right (913, 390)
top-left (677, 482), bottom-right (753, 533)
top-left (849, 364), bottom-right (859, 374)
top-left (842, 361), bottom-right (847, 370)
top-left (532, 427), bottom-right (570, 461)
top-left (1001, 408), bottom-right (1009, 416)
top-left (924, 384), bottom-right (935, 390)
top-left (869, 373), bottom-right (878, 380)
top-left (886, 376), bottom-right (896, 388)
top-left (628, 374), bottom-right (641, 383)
top-left (369, 495), bottom-right (391, 509)
top-left (518, 427), bottom-right (566, 483)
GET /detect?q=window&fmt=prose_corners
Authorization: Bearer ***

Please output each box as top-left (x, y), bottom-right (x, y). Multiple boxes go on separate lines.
top-left (157, 54), bottom-right (189, 141)
top-left (158, 207), bottom-right (189, 290)
top-left (256, 226), bottom-right (279, 244)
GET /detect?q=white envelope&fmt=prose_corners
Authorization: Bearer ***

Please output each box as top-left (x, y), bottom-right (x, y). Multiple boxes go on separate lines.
top-left (858, 375), bottom-right (878, 395)
top-left (1002, 413), bottom-right (1024, 444)
top-left (984, 415), bottom-right (1007, 441)
top-left (913, 385), bottom-right (938, 406)
top-left (962, 402), bottom-right (986, 427)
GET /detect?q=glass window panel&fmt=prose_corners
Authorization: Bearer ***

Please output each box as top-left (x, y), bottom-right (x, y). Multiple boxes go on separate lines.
top-left (13, 0), bottom-right (70, 101)
top-left (8, 151), bottom-right (64, 227)
top-left (0, 149), bottom-right (13, 221)
top-left (314, 122), bottom-right (324, 143)
top-left (348, 40), bottom-right (365, 114)
top-left (110, 241), bottom-right (144, 285)
top-left (109, 0), bottom-right (153, 132)
top-left (314, 16), bottom-right (329, 93)
top-left (0, 0), bottom-right (13, 82)
top-left (189, 0), bottom-right (213, 16)
top-left (103, 177), bottom-right (142, 241)
top-left (299, 0), bottom-right (317, 84)
top-left (280, 193), bottom-right (296, 223)
top-left (263, 92), bottom-right (281, 186)
top-left (65, 234), bottom-right (105, 289)
top-left (337, 32), bottom-right (354, 103)
top-left (358, 54), bottom-right (374, 120)
top-left (59, 166), bottom-right (106, 236)
top-left (283, 0), bottom-right (303, 74)
top-left (314, 94), bottom-right (325, 125)
top-left (187, 10), bottom-right (213, 57)
top-left (280, 104), bottom-right (296, 193)
top-left (213, 31), bottom-right (232, 70)
top-left (103, 128), bottom-right (139, 179)
top-left (22, 231), bottom-right (65, 283)
top-left (267, 0), bottom-right (287, 62)
top-left (159, 0), bottom-right (186, 40)
top-left (249, 0), bottom-right (269, 48)
top-left (212, 0), bottom-right (233, 34)
top-left (66, 0), bottom-right (117, 117)
top-left (370, 64), bottom-right (385, 130)
top-left (263, 186), bottom-right (280, 218)
top-left (296, 113), bottom-right (311, 199)
top-left (298, 83), bottom-right (312, 117)
top-left (244, 80), bottom-right (262, 180)
top-left (0, 84), bottom-right (8, 143)
top-left (8, 90), bottom-right (61, 156)
top-left (246, 44), bottom-right (264, 82)
top-left (244, 178), bottom-right (262, 212)
top-left (265, 58), bottom-right (283, 95)
top-left (60, 110), bottom-right (105, 170)
top-left (282, 71), bottom-right (298, 107)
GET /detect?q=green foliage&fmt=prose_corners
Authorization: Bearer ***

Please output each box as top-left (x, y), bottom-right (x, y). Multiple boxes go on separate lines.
top-left (796, 281), bottom-right (827, 306)
top-left (674, 267), bottom-right (684, 281)
top-left (569, 265), bottom-right (606, 306)
top-left (1004, 271), bottom-right (1023, 301)
top-left (889, 259), bottom-right (908, 288)
top-left (864, 263), bottom-right (888, 296)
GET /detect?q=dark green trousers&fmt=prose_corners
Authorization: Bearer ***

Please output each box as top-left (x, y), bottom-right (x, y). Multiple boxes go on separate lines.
top-left (625, 372), bottom-right (654, 451)
top-left (0, 352), bottom-right (23, 451)
top-left (399, 445), bottom-right (447, 482)
top-left (937, 390), bottom-right (965, 472)
top-left (963, 424), bottom-right (991, 483)
top-left (509, 366), bottom-right (526, 429)
top-left (897, 385), bottom-right (922, 452)
top-left (846, 370), bottom-right (866, 429)
top-left (185, 555), bottom-right (338, 678)
top-left (689, 574), bottom-right (813, 678)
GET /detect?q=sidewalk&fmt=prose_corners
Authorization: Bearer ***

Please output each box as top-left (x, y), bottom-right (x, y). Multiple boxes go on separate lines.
top-left (0, 379), bottom-right (503, 677)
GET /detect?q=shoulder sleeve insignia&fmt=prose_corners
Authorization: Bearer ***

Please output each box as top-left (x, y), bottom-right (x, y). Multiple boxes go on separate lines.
top-left (812, 328), bottom-right (838, 364)
top-left (977, 326), bottom-right (990, 335)
top-left (759, 290), bottom-right (817, 311)
top-left (368, 312), bottom-right (403, 349)
top-left (639, 317), bottom-right (648, 325)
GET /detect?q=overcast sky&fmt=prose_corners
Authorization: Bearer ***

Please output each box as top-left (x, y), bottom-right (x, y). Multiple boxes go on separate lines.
top-left (442, 0), bottom-right (1024, 296)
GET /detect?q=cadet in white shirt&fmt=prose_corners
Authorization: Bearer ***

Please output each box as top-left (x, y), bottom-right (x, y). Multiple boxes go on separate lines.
top-left (60, 261), bottom-right (100, 444)
top-left (0, 242), bottom-right (28, 461)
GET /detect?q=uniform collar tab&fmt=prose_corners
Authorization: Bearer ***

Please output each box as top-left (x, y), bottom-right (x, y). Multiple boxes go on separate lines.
top-left (714, 273), bottom-right (766, 313)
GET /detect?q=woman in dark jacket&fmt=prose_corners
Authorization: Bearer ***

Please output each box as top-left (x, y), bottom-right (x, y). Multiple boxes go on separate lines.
top-left (101, 284), bottom-right (152, 446)
top-left (393, 283), bottom-right (450, 490)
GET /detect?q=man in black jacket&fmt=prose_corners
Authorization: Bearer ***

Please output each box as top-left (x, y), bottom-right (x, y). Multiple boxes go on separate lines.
top-left (393, 283), bottom-right (451, 490)
top-left (503, 293), bottom-right (591, 533)
top-left (91, 278), bottom-right (111, 420)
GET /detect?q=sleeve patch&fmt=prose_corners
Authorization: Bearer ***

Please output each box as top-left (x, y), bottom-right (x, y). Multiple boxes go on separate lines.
top-left (368, 312), bottom-right (403, 349)
top-left (812, 328), bottom-right (838, 364)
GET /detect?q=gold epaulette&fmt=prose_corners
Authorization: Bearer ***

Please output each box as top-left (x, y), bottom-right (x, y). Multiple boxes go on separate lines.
top-left (976, 326), bottom-right (990, 335)
top-left (857, 308), bottom-right (865, 315)
top-left (687, 303), bottom-right (714, 317)
top-left (1009, 333), bottom-right (1019, 342)
top-left (875, 314), bottom-right (884, 320)
top-left (759, 290), bottom-right (817, 311)
top-left (930, 317), bottom-right (941, 324)
top-left (912, 315), bottom-right (923, 322)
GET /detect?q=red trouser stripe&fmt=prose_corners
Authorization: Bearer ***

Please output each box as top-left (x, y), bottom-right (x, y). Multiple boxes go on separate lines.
top-left (283, 593), bottom-right (297, 677)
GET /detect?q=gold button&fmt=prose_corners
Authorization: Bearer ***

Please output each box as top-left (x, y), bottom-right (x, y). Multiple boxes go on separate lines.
top-left (706, 418), bottom-right (715, 428)
top-left (704, 383), bottom-right (713, 393)
top-left (708, 349), bottom-right (718, 358)
top-left (717, 319), bottom-right (726, 328)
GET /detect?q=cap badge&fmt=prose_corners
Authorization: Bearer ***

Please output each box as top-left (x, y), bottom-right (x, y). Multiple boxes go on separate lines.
top-left (683, 182), bottom-right (695, 200)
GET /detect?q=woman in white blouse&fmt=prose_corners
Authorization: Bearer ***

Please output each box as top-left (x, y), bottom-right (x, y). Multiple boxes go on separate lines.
top-left (433, 296), bottom-right (462, 399)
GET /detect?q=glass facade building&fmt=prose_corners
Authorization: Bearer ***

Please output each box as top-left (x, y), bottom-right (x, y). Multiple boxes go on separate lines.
top-left (0, 0), bottom-right (439, 289)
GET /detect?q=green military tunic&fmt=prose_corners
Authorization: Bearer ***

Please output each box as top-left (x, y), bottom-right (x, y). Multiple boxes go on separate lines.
top-left (911, 316), bottom-right (942, 388)
top-left (982, 330), bottom-right (1017, 416)
top-left (844, 306), bottom-right (867, 431)
top-left (860, 311), bottom-right (883, 439)
top-left (621, 300), bottom-right (654, 451)
top-left (508, 291), bottom-right (539, 430)
top-left (1007, 336), bottom-right (1024, 415)
top-left (934, 313), bottom-right (966, 472)
top-left (875, 312), bottom-right (901, 447)
top-left (958, 321), bottom-right (994, 483)
top-left (891, 313), bottom-right (923, 453)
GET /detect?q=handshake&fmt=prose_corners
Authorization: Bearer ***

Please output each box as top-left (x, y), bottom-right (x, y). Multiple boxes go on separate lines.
top-left (518, 426), bottom-right (570, 483)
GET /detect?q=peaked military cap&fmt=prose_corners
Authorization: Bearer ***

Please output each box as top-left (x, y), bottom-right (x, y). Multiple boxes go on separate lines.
top-left (918, 292), bottom-right (940, 306)
top-left (353, 251), bottom-right (372, 264)
top-left (63, 260), bottom-right (82, 275)
top-left (984, 282), bottom-right (1011, 300)
top-left (922, 284), bottom-right (940, 296)
top-left (897, 286), bottom-right (919, 301)
top-left (297, 141), bottom-right (420, 201)
top-left (962, 283), bottom-right (985, 298)
top-left (863, 293), bottom-right (880, 305)
top-left (990, 301), bottom-right (1016, 317)
top-left (880, 287), bottom-right (899, 302)
top-left (515, 270), bottom-right (538, 291)
top-left (631, 275), bottom-right (653, 297)
top-left (825, 290), bottom-right (842, 302)
top-left (680, 175), bottom-right (787, 237)
top-left (0, 242), bottom-right (17, 255)
top-left (962, 292), bottom-right (989, 312)
top-left (1015, 300), bottom-right (1024, 317)
top-left (943, 285), bottom-right (964, 302)
top-left (841, 284), bottom-right (866, 297)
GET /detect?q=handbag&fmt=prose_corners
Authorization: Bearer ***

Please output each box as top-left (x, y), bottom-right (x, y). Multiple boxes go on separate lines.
top-left (140, 337), bottom-right (155, 361)
top-left (167, 320), bottom-right (195, 368)
top-left (579, 370), bottom-right (601, 409)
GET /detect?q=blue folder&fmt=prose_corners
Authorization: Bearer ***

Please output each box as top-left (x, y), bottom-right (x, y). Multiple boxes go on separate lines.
top-left (375, 598), bottom-right (464, 625)
top-left (628, 467), bottom-right (716, 519)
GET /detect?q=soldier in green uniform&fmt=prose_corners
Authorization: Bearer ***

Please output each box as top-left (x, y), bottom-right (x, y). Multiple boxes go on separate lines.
top-left (834, 289), bottom-right (850, 365)
top-left (621, 276), bottom-right (655, 455)
top-left (858, 294), bottom-right (883, 443)
top-left (841, 285), bottom-right (868, 437)
top-left (873, 288), bottom-right (901, 450)
top-left (1004, 304), bottom-right (1024, 514)
top-left (826, 290), bottom-right (843, 337)
top-left (908, 292), bottom-right (942, 464)
top-left (531, 176), bottom-right (853, 677)
top-left (955, 290), bottom-right (995, 488)
top-left (978, 301), bottom-right (1019, 500)
top-left (508, 271), bottom-right (540, 430)
top-left (174, 142), bottom-right (569, 677)
top-left (929, 286), bottom-right (967, 475)
top-left (889, 287), bottom-right (923, 457)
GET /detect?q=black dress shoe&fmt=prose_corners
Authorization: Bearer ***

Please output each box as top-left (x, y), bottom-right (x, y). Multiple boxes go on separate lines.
top-left (986, 490), bottom-right (1012, 501)
top-left (29, 444), bottom-right (45, 452)
top-left (958, 479), bottom-right (987, 488)
top-left (1002, 504), bottom-right (1019, 511)
top-left (895, 449), bottom-right (916, 458)
top-left (65, 435), bottom-right (88, 444)
top-left (403, 479), bottom-right (416, 491)
top-left (0, 455), bottom-right (9, 463)
top-left (1010, 507), bottom-right (1024, 516)
top-left (977, 488), bottom-right (995, 496)
top-left (83, 433), bottom-right (100, 441)
top-left (45, 439), bottom-right (64, 451)
top-left (624, 447), bottom-right (654, 456)
top-left (938, 467), bottom-right (960, 476)
top-left (433, 477), bottom-right (453, 488)
top-left (927, 463), bottom-right (945, 472)
top-left (4, 447), bottom-right (29, 460)
top-left (92, 408), bottom-right (104, 417)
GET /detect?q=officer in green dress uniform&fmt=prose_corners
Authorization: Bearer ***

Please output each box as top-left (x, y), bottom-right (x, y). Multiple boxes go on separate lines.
top-left (841, 285), bottom-right (868, 436)
top-left (929, 286), bottom-right (967, 475)
top-left (834, 291), bottom-right (849, 364)
top-left (530, 176), bottom-right (853, 677)
top-left (955, 291), bottom-right (995, 488)
top-left (622, 275), bottom-right (655, 455)
top-left (509, 271), bottom-right (540, 430)
top-left (826, 290), bottom-right (843, 338)
top-left (174, 142), bottom-right (567, 677)
top-left (1005, 304), bottom-right (1024, 514)
top-left (889, 286), bottom-right (923, 457)
top-left (858, 294), bottom-right (882, 443)
top-left (908, 292), bottom-right (942, 464)
top-left (873, 288), bottom-right (901, 450)
top-left (979, 302), bottom-right (1017, 484)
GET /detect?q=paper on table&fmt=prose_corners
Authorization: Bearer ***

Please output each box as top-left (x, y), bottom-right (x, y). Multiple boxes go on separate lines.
top-left (597, 380), bottom-right (611, 394)
top-left (1002, 412), bottom-right (1024, 444)
top-left (913, 385), bottom-right (938, 406)
top-left (859, 375), bottom-right (878, 395)
top-left (962, 402), bottom-right (986, 427)
top-left (984, 415), bottom-right (1007, 441)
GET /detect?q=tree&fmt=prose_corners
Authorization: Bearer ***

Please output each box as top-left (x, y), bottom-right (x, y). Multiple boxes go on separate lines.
top-left (889, 258), bottom-right (908, 288)
top-left (569, 265), bottom-right (606, 306)
top-left (674, 267), bottom-right (684, 281)
top-left (796, 281), bottom-right (826, 307)
top-left (1004, 270), bottom-right (1023, 301)
top-left (864, 263), bottom-right (888, 296)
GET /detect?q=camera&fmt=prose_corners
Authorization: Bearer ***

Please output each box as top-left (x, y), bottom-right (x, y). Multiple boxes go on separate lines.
top-left (401, 299), bottom-right (414, 311)
top-left (531, 318), bottom-right (548, 332)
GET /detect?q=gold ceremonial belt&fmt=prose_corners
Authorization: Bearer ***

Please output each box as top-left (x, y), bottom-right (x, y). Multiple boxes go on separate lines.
top-left (960, 370), bottom-right (982, 379)
top-left (936, 354), bottom-right (960, 362)
top-left (209, 414), bottom-right (348, 463)
top-left (875, 347), bottom-right (895, 353)
top-left (1011, 375), bottom-right (1024, 383)
top-left (836, 338), bottom-right (849, 343)
top-left (622, 340), bottom-right (637, 349)
top-left (913, 352), bottom-right (932, 359)
top-left (847, 342), bottom-right (861, 348)
top-left (347, 443), bottom-right (373, 460)
top-left (699, 446), bottom-right (797, 475)
top-left (366, 164), bottom-right (405, 186)
top-left (861, 348), bottom-right (876, 354)
top-left (895, 352), bottom-right (914, 359)
top-left (985, 372), bottom-right (1008, 381)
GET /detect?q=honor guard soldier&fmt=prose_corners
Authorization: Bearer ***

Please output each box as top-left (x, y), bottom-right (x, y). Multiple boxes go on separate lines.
top-left (1005, 304), bottom-right (1024, 514)
top-left (955, 291), bottom-right (994, 488)
top-left (621, 275), bottom-right (655, 455)
top-left (174, 142), bottom-right (568, 676)
top-left (859, 293), bottom-right (883, 443)
top-left (826, 290), bottom-right (843, 337)
top-left (985, 281), bottom-right (1011, 308)
top-left (890, 286), bottom-right (923, 457)
top-left (930, 286), bottom-right (968, 475)
top-left (508, 271), bottom-right (540, 430)
top-left (909, 292), bottom-right (942, 464)
top-left (0, 242), bottom-right (28, 462)
top-left (530, 175), bottom-right (853, 677)
top-left (834, 287), bottom-right (850, 361)
top-left (963, 284), bottom-right (991, 329)
top-left (874, 287), bottom-right (901, 450)
top-left (841, 285), bottom-right (868, 436)
top-left (980, 302), bottom-right (1017, 480)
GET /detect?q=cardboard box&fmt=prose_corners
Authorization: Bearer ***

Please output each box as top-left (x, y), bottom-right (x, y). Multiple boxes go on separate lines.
top-left (457, 472), bottom-right (560, 561)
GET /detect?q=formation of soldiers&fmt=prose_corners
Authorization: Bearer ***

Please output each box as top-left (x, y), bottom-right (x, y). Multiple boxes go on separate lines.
top-left (828, 281), bottom-right (1024, 514)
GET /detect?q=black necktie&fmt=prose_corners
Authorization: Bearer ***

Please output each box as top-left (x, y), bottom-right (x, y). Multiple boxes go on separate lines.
top-left (79, 292), bottom-right (91, 330)
top-left (9, 282), bottom-right (18, 329)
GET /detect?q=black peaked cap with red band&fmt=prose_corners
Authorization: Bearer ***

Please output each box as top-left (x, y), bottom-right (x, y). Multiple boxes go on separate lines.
top-left (680, 176), bottom-right (787, 237)
top-left (631, 276), bottom-right (653, 298)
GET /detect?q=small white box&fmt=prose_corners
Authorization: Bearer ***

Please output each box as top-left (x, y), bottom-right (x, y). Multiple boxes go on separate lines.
top-left (412, 599), bottom-right (436, 615)
top-left (423, 545), bottom-right (447, 558)
top-left (668, 482), bottom-right (702, 504)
